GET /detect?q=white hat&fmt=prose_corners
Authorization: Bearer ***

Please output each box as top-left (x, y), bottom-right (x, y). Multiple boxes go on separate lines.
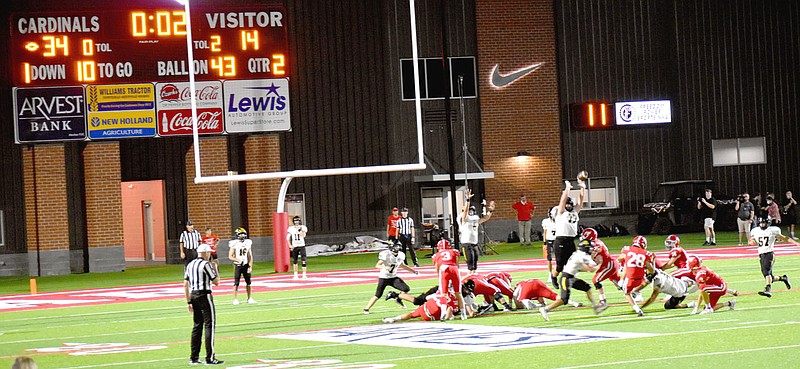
top-left (197, 244), bottom-right (213, 253)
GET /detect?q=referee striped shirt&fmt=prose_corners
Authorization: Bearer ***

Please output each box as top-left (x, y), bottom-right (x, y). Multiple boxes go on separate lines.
top-left (397, 217), bottom-right (415, 237)
top-left (185, 258), bottom-right (217, 292)
top-left (180, 229), bottom-right (202, 250)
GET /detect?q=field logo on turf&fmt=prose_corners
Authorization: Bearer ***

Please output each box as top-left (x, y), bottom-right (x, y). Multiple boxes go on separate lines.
top-left (28, 342), bottom-right (167, 356)
top-left (226, 359), bottom-right (394, 369)
top-left (264, 323), bottom-right (654, 352)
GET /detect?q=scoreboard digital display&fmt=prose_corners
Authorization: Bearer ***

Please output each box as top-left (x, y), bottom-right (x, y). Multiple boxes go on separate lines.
top-left (10, 5), bottom-right (288, 86)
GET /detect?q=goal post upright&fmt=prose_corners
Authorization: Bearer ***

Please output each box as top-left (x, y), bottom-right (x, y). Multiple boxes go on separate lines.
top-left (187, 0), bottom-right (426, 272)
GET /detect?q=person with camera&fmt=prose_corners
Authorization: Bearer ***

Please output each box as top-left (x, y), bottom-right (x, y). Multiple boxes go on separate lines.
top-left (697, 188), bottom-right (717, 246)
top-left (735, 193), bottom-right (755, 245)
top-left (783, 191), bottom-right (798, 240)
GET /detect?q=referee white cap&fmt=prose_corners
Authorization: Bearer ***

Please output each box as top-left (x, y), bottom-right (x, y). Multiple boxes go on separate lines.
top-left (197, 244), bottom-right (213, 253)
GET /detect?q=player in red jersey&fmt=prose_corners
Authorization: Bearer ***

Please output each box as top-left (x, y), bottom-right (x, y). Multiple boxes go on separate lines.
top-left (661, 235), bottom-right (690, 274)
top-left (513, 278), bottom-right (559, 310)
top-left (201, 228), bottom-right (221, 275)
top-left (431, 238), bottom-right (467, 320)
top-left (688, 256), bottom-right (738, 314)
top-left (484, 271), bottom-right (514, 301)
top-left (382, 292), bottom-right (455, 323)
top-left (464, 274), bottom-right (513, 313)
top-left (582, 228), bottom-right (621, 307)
top-left (617, 235), bottom-right (654, 316)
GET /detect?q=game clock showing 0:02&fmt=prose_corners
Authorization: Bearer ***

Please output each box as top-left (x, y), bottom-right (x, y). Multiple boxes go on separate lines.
top-left (10, 5), bottom-right (288, 87)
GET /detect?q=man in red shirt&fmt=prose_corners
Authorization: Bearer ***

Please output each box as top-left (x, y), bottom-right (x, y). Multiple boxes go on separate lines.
top-left (618, 236), bottom-right (654, 316)
top-left (386, 207), bottom-right (401, 242)
top-left (512, 194), bottom-right (535, 245)
top-left (688, 256), bottom-right (738, 314)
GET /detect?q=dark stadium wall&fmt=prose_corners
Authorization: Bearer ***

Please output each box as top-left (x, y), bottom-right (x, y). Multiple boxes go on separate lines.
top-left (557, 0), bottom-right (800, 213)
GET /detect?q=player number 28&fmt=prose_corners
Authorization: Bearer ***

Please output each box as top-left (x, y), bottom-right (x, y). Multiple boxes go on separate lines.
top-left (625, 252), bottom-right (646, 268)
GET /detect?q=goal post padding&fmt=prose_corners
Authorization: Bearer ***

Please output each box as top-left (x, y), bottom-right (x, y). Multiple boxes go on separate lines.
top-left (273, 212), bottom-right (290, 272)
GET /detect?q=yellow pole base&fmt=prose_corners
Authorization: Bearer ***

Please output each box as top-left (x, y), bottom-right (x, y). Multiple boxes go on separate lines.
top-left (30, 278), bottom-right (37, 295)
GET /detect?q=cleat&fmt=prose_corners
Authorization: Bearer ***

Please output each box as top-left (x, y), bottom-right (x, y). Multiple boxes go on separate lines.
top-left (521, 299), bottom-right (535, 310)
top-left (302, 273), bottom-right (308, 279)
top-left (728, 299), bottom-right (736, 310)
top-left (247, 298), bottom-right (256, 304)
top-left (710, 242), bottom-right (716, 246)
top-left (232, 299), bottom-right (240, 305)
top-left (636, 310), bottom-right (644, 317)
top-left (293, 274), bottom-right (299, 280)
top-left (699, 308), bottom-right (713, 315)
top-left (539, 307), bottom-right (550, 321)
top-left (414, 263), bottom-right (420, 268)
top-left (551, 276), bottom-right (560, 290)
top-left (703, 241), bottom-right (710, 246)
top-left (363, 309), bottom-right (370, 314)
top-left (568, 300), bottom-right (582, 308)
top-left (385, 291), bottom-right (399, 301)
top-left (782, 275), bottom-right (791, 290)
top-left (205, 358), bottom-right (224, 365)
top-left (758, 290), bottom-right (772, 298)
top-left (382, 317), bottom-right (396, 323)
top-left (395, 298), bottom-right (406, 309)
top-left (189, 359), bottom-right (202, 365)
top-left (476, 304), bottom-right (493, 316)
top-left (594, 303), bottom-right (608, 315)
top-left (460, 311), bottom-right (468, 320)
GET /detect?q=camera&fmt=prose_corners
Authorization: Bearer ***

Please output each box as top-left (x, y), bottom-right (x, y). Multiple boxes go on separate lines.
top-left (738, 195), bottom-right (745, 202)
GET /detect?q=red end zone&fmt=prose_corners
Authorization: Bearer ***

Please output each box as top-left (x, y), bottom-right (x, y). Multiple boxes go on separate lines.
top-left (2, 244), bottom-right (798, 312)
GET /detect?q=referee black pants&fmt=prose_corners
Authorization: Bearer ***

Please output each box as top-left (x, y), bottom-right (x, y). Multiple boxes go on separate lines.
top-left (190, 291), bottom-right (216, 362)
top-left (398, 234), bottom-right (418, 265)
top-left (183, 248), bottom-right (198, 267)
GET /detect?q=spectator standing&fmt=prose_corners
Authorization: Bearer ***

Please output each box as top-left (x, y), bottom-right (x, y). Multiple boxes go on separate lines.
top-left (180, 220), bottom-right (202, 267)
top-left (396, 208), bottom-right (419, 267)
top-left (735, 193), bottom-right (755, 245)
top-left (184, 243), bottom-right (223, 365)
top-left (512, 194), bottom-right (535, 245)
top-left (201, 228), bottom-right (221, 275)
top-left (783, 191), bottom-right (798, 239)
top-left (763, 194), bottom-right (781, 225)
top-left (697, 189), bottom-right (717, 245)
top-left (386, 207), bottom-right (401, 242)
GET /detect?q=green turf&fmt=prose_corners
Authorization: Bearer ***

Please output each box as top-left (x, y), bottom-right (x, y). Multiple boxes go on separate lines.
top-left (2, 232), bottom-right (800, 369)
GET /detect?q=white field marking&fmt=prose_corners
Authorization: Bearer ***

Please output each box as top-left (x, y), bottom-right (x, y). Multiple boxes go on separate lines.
top-left (706, 319), bottom-right (738, 324)
top-left (57, 343), bottom-right (351, 369)
top-left (552, 343), bottom-right (800, 369)
top-left (738, 320), bottom-right (769, 325)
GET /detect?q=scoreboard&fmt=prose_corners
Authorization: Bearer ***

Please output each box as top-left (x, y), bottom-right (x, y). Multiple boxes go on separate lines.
top-left (11, 7), bottom-right (288, 86)
top-left (10, 2), bottom-right (292, 144)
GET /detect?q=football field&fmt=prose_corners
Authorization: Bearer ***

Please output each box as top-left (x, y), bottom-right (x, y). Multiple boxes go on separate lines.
top-left (1, 240), bottom-right (799, 369)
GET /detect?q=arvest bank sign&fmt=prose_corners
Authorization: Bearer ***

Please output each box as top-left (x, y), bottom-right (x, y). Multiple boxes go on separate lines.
top-left (155, 81), bottom-right (224, 136)
top-left (224, 78), bottom-right (291, 133)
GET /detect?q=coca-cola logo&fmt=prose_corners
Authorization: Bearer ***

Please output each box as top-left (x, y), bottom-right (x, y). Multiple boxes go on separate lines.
top-left (159, 84), bottom-right (180, 101)
top-left (179, 85), bottom-right (220, 101)
top-left (161, 111), bottom-right (222, 133)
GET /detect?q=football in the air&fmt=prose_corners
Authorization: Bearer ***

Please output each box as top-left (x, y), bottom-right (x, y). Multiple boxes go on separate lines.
top-left (577, 170), bottom-right (589, 181)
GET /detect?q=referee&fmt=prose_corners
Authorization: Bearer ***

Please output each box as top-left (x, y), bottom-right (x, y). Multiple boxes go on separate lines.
top-left (184, 243), bottom-right (223, 365)
top-left (180, 220), bottom-right (202, 267)
top-left (396, 208), bottom-right (419, 267)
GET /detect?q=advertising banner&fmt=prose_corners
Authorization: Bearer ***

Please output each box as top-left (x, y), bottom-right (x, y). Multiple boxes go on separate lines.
top-left (155, 81), bottom-right (224, 136)
top-left (13, 86), bottom-right (87, 143)
top-left (86, 83), bottom-right (156, 139)
top-left (224, 78), bottom-right (291, 133)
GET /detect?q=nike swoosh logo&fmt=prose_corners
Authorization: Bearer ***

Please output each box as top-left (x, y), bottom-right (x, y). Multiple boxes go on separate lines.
top-left (490, 62), bottom-right (545, 88)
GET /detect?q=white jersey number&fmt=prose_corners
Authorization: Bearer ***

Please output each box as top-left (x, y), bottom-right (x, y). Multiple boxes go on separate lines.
top-left (625, 252), bottom-right (646, 268)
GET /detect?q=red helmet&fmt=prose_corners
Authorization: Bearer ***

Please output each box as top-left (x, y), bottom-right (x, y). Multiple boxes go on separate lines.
top-left (436, 239), bottom-right (451, 251)
top-left (581, 228), bottom-right (598, 241)
top-left (688, 256), bottom-right (703, 269)
top-left (664, 234), bottom-right (680, 250)
top-left (632, 235), bottom-right (648, 249)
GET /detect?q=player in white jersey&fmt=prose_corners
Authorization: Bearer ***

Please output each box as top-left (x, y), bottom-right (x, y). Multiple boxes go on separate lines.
top-left (553, 179), bottom-right (586, 287)
top-left (363, 241), bottom-right (419, 314)
top-left (287, 216), bottom-right (309, 279)
top-left (458, 188), bottom-right (495, 275)
top-left (638, 268), bottom-right (698, 310)
top-left (750, 216), bottom-right (796, 297)
top-left (542, 206), bottom-right (559, 288)
top-left (228, 227), bottom-right (255, 305)
top-left (538, 239), bottom-right (603, 321)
